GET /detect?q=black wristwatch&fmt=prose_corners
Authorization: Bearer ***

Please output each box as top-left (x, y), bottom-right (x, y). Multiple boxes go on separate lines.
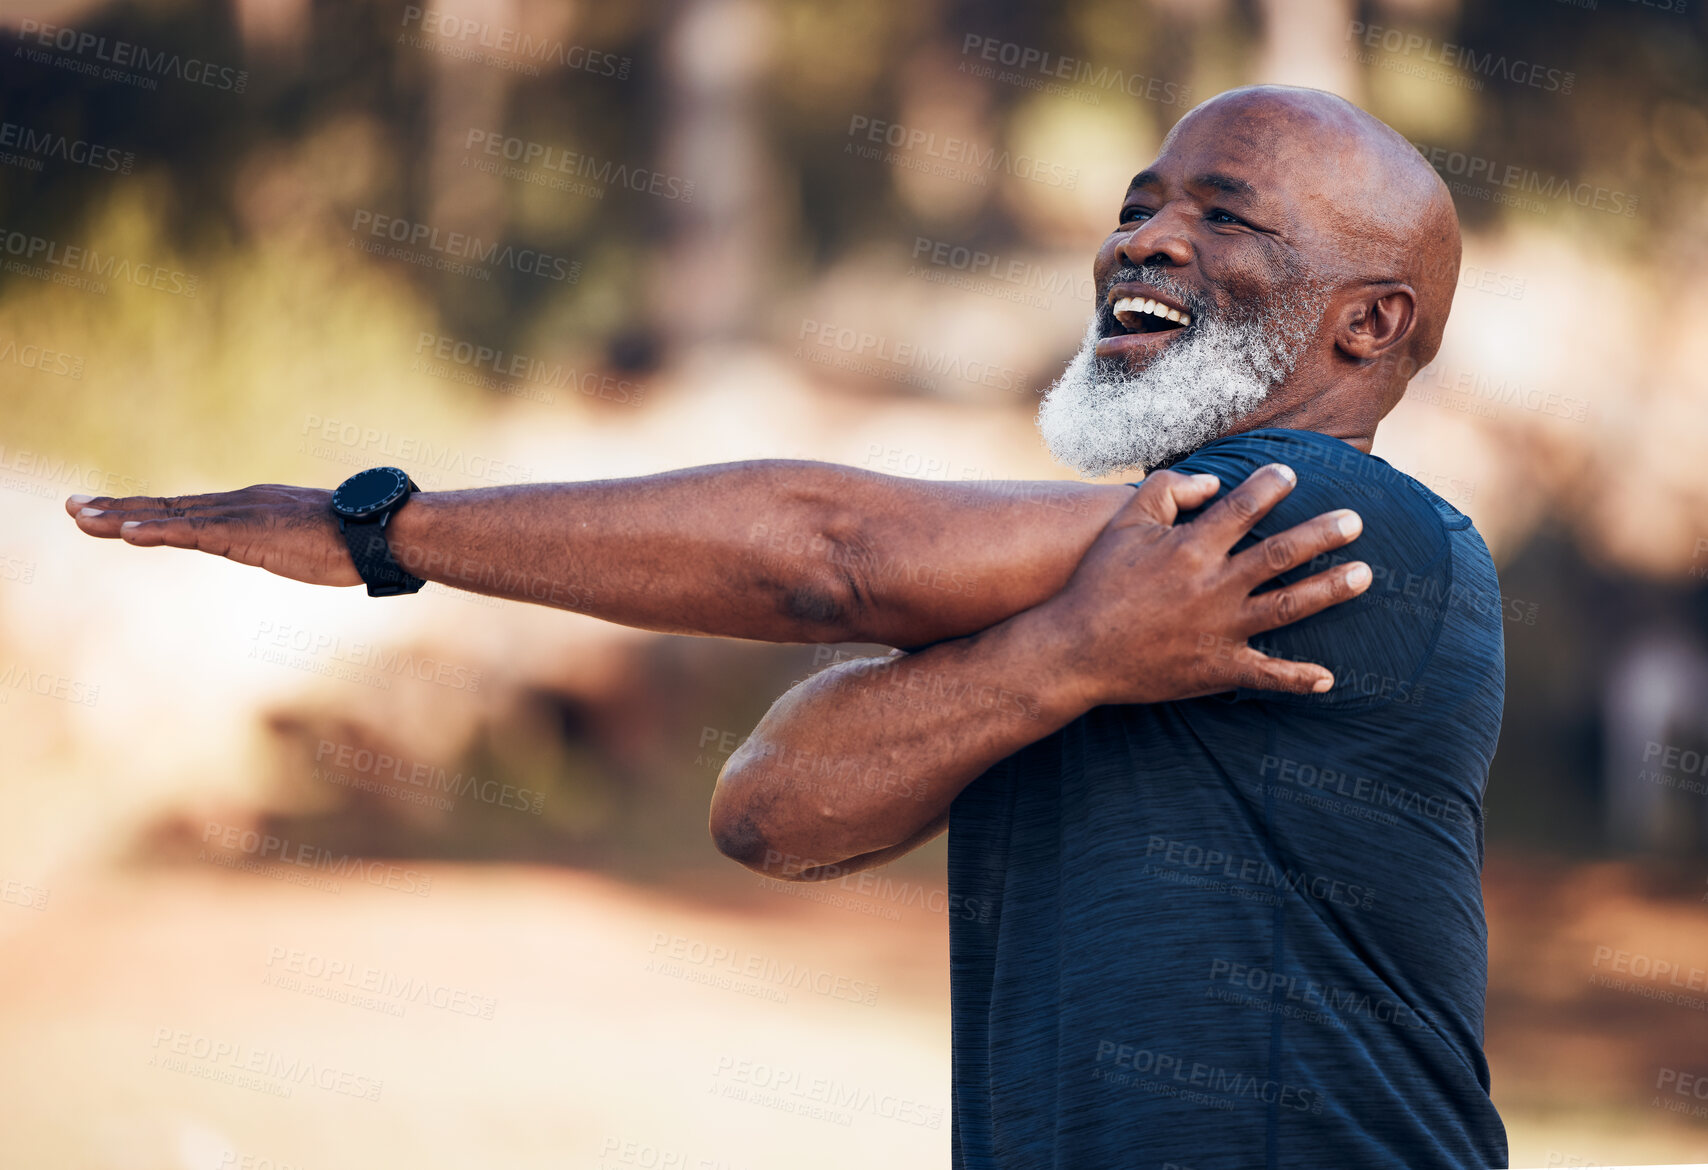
top-left (330, 466), bottom-right (426, 596)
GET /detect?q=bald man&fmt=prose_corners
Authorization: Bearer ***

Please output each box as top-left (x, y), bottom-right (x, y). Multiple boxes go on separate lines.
top-left (67, 87), bottom-right (1504, 1168)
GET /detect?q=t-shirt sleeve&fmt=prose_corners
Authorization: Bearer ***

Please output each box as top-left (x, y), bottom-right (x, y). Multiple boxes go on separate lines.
top-left (1144, 430), bottom-right (1453, 715)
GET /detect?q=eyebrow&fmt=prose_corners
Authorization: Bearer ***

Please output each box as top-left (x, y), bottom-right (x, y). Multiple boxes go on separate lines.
top-left (1127, 169), bottom-right (1259, 200)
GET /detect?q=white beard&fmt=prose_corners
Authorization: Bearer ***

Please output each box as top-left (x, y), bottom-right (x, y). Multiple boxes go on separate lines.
top-left (1036, 280), bottom-right (1326, 477)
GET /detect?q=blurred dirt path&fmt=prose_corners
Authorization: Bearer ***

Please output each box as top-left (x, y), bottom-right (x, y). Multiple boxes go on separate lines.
top-left (3, 859), bottom-right (1707, 1167)
top-left (0, 864), bottom-right (952, 1170)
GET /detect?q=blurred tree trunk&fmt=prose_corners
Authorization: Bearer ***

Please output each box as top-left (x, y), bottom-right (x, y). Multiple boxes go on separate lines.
top-left (652, 0), bottom-right (783, 352)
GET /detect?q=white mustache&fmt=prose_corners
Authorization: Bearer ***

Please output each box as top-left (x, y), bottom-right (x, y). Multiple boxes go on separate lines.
top-left (1099, 268), bottom-right (1206, 327)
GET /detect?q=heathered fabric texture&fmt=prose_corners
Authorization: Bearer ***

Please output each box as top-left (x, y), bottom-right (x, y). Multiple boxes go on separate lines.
top-left (947, 428), bottom-right (1508, 1170)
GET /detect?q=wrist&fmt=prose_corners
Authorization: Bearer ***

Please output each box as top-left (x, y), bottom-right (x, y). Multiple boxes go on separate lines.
top-left (380, 489), bottom-right (441, 580)
top-left (329, 467), bottom-right (429, 596)
top-left (998, 601), bottom-right (1104, 723)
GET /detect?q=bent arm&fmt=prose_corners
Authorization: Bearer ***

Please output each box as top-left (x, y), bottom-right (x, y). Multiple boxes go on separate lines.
top-left (708, 605), bottom-right (1085, 880)
top-left (375, 461), bottom-right (1134, 648)
top-left (708, 466), bottom-right (1375, 880)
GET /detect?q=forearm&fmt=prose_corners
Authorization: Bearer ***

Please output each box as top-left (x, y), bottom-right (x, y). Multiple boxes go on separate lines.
top-left (383, 459), bottom-right (1130, 648)
top-left (702, 464), bottom-right (1375, 880)
top-left (708, 603), bottom-right (1089, 878)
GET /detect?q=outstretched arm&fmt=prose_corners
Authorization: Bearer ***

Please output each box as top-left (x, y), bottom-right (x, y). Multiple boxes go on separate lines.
top-left (66, 460), bottom-right (1135, 650)
top-left (710, 465), bottom-right (1372, 879)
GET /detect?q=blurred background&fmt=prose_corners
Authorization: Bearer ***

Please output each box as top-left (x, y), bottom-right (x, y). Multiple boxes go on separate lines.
top-left (2, 0), bottom-right (1707, 1165)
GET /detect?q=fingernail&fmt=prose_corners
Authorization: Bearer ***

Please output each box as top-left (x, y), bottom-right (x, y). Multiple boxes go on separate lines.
top-left (1274, 464), bottom-right (1296, 484)
top-left (78, 507), bottom-right (103, 518)
top-left (1336, 511), bottom-right (1362, 538)
top-left (1312, 675), bottom-right (1334, 693)
top-left (1193, 474), bottom-right (1219, 487)
top-left (68, 494), bottom-right (93, 505)
top-left (1345, 563), bottom-right (1371, 587)
top-left (120, 521), bottom-right (141, 531)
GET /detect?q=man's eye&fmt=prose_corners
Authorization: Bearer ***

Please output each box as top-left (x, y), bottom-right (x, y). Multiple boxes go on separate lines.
top-left (1118, 206), bottom-right (1152, 225)
top-left (1207, 209), bottom-right (1243, 225)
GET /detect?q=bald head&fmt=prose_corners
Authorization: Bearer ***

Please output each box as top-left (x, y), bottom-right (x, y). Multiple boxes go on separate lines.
top-left (1038, 86), bottom-right (1464, 474)
top-left (1171, 86), bottom-right (1461, 380)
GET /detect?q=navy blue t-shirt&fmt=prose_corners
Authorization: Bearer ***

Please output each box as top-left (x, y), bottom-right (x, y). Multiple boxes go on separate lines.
top-left (947, 428), bottom-right (1508, 1170)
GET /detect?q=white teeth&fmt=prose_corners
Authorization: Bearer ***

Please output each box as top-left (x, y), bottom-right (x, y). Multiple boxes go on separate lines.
top-left (1111, 295), bottom-right (1189, 328)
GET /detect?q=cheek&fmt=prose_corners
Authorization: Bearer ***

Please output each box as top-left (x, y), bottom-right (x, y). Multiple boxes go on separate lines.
top-left (1092, 235), bottom-right (1125, 282)
top-left (1197, 246), bottom-right (1285, 310)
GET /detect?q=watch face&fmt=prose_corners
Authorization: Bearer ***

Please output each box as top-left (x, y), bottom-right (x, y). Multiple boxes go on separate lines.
top-left (332, 466), bottom-right (410, 519)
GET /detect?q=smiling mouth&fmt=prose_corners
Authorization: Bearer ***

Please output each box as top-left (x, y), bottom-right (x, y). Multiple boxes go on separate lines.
top-left (1095, 289), bottom-right (1195, 359)
top-left (1111, 295), bottom-right (1192, 334)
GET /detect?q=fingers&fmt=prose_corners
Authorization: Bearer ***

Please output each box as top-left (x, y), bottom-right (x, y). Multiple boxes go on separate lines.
top-left (1222, 646), bottom-right (1336, 696)
top-left (67, 498), bottom-right (179, 539)
top-left (112, 513), bottom-right (235, 552)
top-left (66, 490), bottom-right (251, 538)
top-left (66, 492), bottom-right (194, 517)
top-left (66, 493), bottom-right (246, 555)
top-left (1119, 469), bottom-right (1222, 527)
top-left (67, 498), bottom-right (149, 538)
top-left (1229, 507), bottom-right (1363, 588)
top-left (65, 486), bottom-right (278, 517)
top-left (1240, 560), bottom-right (1373, 637)
top-left (1191, 464), bottom-right (1297, 552)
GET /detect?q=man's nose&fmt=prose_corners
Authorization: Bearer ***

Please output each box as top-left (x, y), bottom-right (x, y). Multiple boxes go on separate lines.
top-left (1115, 212), bottom-right (1193, 269)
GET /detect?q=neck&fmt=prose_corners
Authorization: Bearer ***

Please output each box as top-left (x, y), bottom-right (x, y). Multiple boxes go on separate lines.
top-left (1226, 376), bottom-right (1382, 454)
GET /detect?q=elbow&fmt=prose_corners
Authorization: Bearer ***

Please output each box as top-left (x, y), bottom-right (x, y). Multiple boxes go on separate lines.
top-left (709, 803), bottom-right (775, 873)
top-left (708, 773), bottom-right (789, 877)
top-left (708, 769), bottom-right (853, 881)
top-left (712, 816), bottom-right (829, 881)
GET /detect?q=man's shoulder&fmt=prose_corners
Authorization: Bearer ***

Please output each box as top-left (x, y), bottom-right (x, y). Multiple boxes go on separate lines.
top-left (1165, 428), bottom-right (1435, 513)
top-left (1163, 428), bottom-right (1455, 559)
top-left (1167, 429), bottom-right (1484, 715)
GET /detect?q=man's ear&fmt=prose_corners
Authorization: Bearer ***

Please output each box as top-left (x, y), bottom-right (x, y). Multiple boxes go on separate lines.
top-left (1333, 283), bottom-right (1417, 362)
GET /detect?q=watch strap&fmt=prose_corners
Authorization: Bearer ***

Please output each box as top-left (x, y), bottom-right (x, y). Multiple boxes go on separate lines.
top-left (338, 477), bottom-right (425, 597)
top-left (341, 519), bottom-right (424, 596)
